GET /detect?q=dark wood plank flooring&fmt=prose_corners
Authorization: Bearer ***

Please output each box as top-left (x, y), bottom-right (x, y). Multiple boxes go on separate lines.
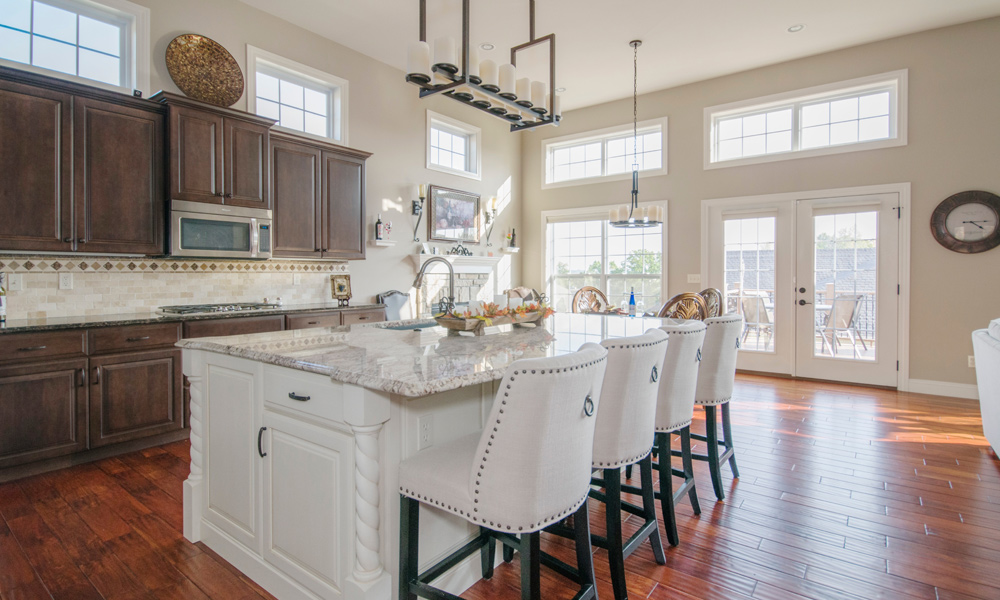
top-left (0, 374), bottom-right (996, 599)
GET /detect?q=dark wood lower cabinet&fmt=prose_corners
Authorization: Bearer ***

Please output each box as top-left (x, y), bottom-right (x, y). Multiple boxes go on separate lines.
top-left (183, 315), bottom-right (285, 338)
top-left (89, 349), bottom-right (183, 448)
top-left (0, 358), bottom-right (87, 469)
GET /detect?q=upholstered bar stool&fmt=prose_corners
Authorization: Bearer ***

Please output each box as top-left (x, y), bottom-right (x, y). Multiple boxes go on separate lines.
top-left (623, 319), bottom-right (706, 546)
top-left (689, 314), bottom-right (744, 500)
top-left (398, 344), bottom-right (609, 600)
top-left (549, 329), bottom-right (668, 600)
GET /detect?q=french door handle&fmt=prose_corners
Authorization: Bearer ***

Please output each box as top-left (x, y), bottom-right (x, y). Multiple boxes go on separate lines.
top-left (258, 427), bottom-right (267, 457)
top-left (798, 299), bottom-right (812, 306)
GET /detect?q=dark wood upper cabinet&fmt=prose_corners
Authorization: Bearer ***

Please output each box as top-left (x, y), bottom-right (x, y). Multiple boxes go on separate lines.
top-left (0, 78), bottom-right (73, 252)
top-left (271, 132), bottom-right (370, 260)
top-left (272, 136), bottom-right (323, 258)
top-left (73, 97), bottom-right (165, 254)
top-left (153, 92), bottom-right (274, 209)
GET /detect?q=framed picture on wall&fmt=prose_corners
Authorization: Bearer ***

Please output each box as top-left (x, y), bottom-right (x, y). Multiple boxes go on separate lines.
top-left (428, 185), bottom-right (481, 244)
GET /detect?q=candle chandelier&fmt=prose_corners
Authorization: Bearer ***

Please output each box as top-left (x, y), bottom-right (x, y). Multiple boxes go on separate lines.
top-left (610, 40), bottom-right (662, 228)
top-left (405, 0), bottom-right (561, 132)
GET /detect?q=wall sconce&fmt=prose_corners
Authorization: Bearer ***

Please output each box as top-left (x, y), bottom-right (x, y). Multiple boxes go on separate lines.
top-left (484, 196), bottom-right (497, 246)
top-left (412, 184), bottom-right (427, 242)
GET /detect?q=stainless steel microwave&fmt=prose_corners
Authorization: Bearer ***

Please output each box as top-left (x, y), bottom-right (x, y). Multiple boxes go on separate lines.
top-left (170, 200), bottom-right (272, 259)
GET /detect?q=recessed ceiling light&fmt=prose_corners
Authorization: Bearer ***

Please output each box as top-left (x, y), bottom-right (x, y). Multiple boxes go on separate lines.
top-left (555, 87), bottom-right (566, 93)
top-left (787, 24), bottom-right (804, 33)
top-left (479, 43), bottom-right (495, 51)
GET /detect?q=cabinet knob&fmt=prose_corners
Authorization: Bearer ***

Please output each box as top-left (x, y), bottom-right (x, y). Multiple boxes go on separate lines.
top-left (78, 238), bottom-right (85, 243)
top-left (215, 192), bottom-right (224, 197)
top-left (315, 248), bottom-right (321, 252)
top-left (225, 193), bottom-right (233, 198)
top-left (64, 237), bottom-right (73, 243)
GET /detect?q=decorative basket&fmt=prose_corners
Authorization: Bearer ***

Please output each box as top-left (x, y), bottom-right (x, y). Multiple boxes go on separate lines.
top-left (434, 310), bottom-right (548, 336)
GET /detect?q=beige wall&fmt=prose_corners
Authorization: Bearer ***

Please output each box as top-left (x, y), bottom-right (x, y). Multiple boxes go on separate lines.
top-left (135, 0), bottom-right (522, 303)
top-left (520, 17), bottom-right (1000, 386)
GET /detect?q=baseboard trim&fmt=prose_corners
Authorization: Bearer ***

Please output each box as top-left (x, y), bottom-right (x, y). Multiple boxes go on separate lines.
top-left (906, 379), bottom-right (979, 400)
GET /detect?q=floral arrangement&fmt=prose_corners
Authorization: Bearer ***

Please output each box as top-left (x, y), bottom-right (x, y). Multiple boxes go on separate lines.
top-left (437, 301), bottom-right (556, 325)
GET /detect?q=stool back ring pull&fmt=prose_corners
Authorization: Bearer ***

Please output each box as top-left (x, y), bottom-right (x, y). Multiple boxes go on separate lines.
top-left (399, 343), bottom-right (609, 600)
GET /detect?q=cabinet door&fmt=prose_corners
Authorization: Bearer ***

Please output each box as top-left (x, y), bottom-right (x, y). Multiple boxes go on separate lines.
top-left (271, 138), bottom-right (322, 257)
top-left (74, 98), bottom-right (165, 255)
top-left (182, 315), bottom-right (285, 339)
top-left (0, 80), bottom-right (73, 252)
top-left (0, 359), bottom-right (87, 468)
top-left (89, 349), bottom-right (182, 448)
top-left (169, 105), bottom-right (224, 204)
top-left (321, 151), bottom-right (366, 260)
top-left (262, 410), bottom-right (352, 599)
top-left (224, 118), bottom-right (270, 209)
top-left (341, 309), bottom-right (385, 326)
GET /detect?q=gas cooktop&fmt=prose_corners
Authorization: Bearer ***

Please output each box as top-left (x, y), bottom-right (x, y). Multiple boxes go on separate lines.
top-left (158, 302), bottom-right (280, 315)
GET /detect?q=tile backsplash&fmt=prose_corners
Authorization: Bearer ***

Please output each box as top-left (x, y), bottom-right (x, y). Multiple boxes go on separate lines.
top-left (0, 256), bottom-right (348, 320)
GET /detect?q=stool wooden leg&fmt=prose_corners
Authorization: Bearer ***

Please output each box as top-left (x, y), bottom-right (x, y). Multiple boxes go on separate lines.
top-left (503, 543), bottom-right (514, 563)
top-left (680, 426), bottom-right (701, 515)
top-left (604, 467), bottom-right (628, 600)
top-left (479, 527), bottom-right (495, 579)
top-left (520, 531), bottom-right (541, 600)
top-left (721, 402), bottom-right (739, 479)
top-left (399, 495), bottom-right (419, 600)
top-left (625, 463), bottom-right (633, 479)
top-left (639, 454), bottom-right (666, 563)
top-left (705, 406), bottom-right (725, 500)
top-left (572, 500), bottom-right (597, 600)
top-left (655, 432), bottom-right (678, 546)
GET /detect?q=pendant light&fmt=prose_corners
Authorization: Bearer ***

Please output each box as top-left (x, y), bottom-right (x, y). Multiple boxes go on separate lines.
top-left (610, 40), bottom-right (662, 228)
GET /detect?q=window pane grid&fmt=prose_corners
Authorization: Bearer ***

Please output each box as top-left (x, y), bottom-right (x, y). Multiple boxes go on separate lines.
top-left (429, 126), bottom-right (469, 173)
top-left (723, 216), bottom-right (776, 353)
top-left (547, 125), bottom-right (664, 185)
top-left (256, 69), bottom-right (331, 138)
top-left (0, 1), bottom-right (125, 87)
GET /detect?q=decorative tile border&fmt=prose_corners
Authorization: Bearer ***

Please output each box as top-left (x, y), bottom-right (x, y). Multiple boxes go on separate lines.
top-left (0, 255), bottom-right (349, 274)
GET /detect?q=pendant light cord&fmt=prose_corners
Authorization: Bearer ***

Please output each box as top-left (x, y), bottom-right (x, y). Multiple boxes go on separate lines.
top-left (633, 41), bottom-right (638, 172)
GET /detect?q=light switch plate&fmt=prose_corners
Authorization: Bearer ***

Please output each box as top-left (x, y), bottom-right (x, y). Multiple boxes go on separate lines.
top-left (969, 355), bottom-right (976, 368)
top-left (687, 274), bottom-right (702, 284)
top-left (6, 273), bottom-right (22, 291)
top-left (59, 273), bottom-right (73, 290)
top-left (293, 273), bottom-right (303, 285)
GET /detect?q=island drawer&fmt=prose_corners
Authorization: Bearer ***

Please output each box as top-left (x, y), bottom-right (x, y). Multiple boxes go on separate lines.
top-left (341, 309), bottom-right (385, 326)
top-left (0, 330), bottom-right (87, 363)
top-left (286, 312), bottom-right (342, 330)
top-left (263, 365), bottom-right (343, 424)
top-left (88, 323), bottom-right (182, 354)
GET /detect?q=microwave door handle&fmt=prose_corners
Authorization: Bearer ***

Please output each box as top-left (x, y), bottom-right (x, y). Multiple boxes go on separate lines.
top-left (250, 218), bottom-right (259, 258)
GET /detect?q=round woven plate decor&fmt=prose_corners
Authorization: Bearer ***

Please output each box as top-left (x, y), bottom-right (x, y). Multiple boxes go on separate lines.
top-left (165, 34), bottom-right (244, 107)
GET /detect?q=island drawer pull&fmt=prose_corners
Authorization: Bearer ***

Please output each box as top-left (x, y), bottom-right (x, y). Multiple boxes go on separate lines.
top-left (126, 336), bottom-right (151, 342)
top-left (17, 346), bottom-right (47, 352)
top-left (258, 427), bottom-right (267, 457)
top-left (288, 392), bottom-right (311, 402)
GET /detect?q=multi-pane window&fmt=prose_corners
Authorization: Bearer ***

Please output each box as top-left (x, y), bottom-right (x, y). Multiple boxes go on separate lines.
top-left (255, 70), bottom-right (333, 138)
top-left (426, 110), bottom-right (481, 179)
top-left (544, 118), bottom-right (668, 187)
top-left (723, 216), bottom-right (776, 353)
top-left (0, 0), bottom-right (142, 90)
top-left (547, 216), bottom-right (664, 314)
top-left (706, 70), bottom-right (906, 168)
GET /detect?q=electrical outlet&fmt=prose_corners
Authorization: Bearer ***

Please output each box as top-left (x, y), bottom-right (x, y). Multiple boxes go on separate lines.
top-left (687, 274), bottom-right (701, 284)
top-left (294, 273), bottom-right (303, 285)
top-left (417, 415), bottom-right (433, 451)
top-left (58, 273), bottom-right (73, 290)
top-left (969, 355), bottom-right (976, 368)
top-left (6, 273), bottom-right (22, 291)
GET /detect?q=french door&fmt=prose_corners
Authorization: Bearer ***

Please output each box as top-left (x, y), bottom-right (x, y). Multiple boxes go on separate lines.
top-left (705, 191), bottom-right (901, 387)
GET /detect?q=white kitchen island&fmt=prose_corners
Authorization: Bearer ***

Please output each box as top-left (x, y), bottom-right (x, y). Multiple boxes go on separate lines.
top-left (179, 313), bottom-right (667, 600)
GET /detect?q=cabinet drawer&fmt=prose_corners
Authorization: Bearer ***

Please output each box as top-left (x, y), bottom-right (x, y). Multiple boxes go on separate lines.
top-left (88, 322), bottom-right (182, 354)
top-left (341, 309), bottom-right (384, 326)
top-left (0, 330), bottom-right (86, 363)
top-left (286, 312), bottom-right (342, 330)
top-left (183, 315), bottom-right (285, 339)
top-left (263, 365), bottom-right (343, 425)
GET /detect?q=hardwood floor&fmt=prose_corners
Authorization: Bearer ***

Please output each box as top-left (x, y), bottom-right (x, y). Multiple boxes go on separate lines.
top-left (0, 374), bottom-right (995, 599)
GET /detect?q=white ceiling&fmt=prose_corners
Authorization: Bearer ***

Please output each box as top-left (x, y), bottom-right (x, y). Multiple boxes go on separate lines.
top-left (237, 0), bottom-right (1000, 112)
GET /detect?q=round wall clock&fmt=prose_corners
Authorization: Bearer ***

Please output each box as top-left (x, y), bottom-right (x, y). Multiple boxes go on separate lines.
top-left (930, 190), bottom-right (1000, 253)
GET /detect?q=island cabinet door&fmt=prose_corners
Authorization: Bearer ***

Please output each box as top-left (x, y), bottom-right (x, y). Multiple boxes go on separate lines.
top-left (261, 410), bottom-right (353, 600)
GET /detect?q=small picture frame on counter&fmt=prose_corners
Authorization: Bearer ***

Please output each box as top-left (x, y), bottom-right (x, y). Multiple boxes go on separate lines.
top-left (331, 274), bottom-right (352, 307)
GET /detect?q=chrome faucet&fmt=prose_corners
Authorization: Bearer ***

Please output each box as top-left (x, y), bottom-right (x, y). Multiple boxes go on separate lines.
top-left (413, 256), bottom-right (456, 315)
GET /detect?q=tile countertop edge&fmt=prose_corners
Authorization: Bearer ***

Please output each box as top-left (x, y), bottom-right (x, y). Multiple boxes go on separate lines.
top-left (0, 303), bottom-right (386, 334)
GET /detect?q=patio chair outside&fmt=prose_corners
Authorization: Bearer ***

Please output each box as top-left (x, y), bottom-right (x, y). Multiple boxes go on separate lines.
top-left (740, 295), bottom-right (773, 351)
top-left (817, 294), bottom-right (867, 358)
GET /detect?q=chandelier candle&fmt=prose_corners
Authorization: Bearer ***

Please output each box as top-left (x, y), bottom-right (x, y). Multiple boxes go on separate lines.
top-left (480, 59), bottom-right (499, 91)
top-left (406, 41), bottom-right (431, 85)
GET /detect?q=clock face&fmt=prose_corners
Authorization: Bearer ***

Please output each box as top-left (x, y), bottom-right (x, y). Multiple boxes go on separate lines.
top-left (945, 202), bottom-right (998, 242)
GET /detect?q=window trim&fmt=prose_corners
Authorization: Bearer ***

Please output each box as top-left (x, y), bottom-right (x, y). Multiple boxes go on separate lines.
top-left (246, 45), bottom-right (349, 145)
top-left (0, 0), bottom-right (150, 95)
top-left (703, 69), bottom-right (908, 170)
top-left (540, 201), bottom-right (669, 310)
top-left (426, 110), bottom-right (482, 181)
top-left (540, 117), bottom-right (668, 190)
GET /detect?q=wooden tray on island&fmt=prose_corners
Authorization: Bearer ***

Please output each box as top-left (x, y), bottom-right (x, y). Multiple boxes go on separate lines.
top-left (434, 311), bottom-right (548, 336)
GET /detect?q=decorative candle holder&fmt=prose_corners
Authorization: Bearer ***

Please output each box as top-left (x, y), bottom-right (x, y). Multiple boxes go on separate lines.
top-left (412, 185), bottom-right (427, 242)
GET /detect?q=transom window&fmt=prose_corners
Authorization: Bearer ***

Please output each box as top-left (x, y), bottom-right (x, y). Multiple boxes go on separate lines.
top-left (543, 117), bottom-right (668, 188)
top-left (426, 110), bottom-right (481, 180)
top-left (247, 45), bottom-right (348, 144)
top-left (0, 0), bottom-right (148, 93)
top-left (705, 70), bottom-right (907, 169)
top-left (544, 209), bottom-right (665, 314)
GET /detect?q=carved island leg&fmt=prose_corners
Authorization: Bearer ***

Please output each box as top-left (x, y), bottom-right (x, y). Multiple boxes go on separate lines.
top-left (183, 360), bottom-right (204, 542)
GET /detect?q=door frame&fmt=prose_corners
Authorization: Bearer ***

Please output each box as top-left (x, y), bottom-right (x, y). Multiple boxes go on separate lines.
top-left (700, 182), bottom-right (911, 390)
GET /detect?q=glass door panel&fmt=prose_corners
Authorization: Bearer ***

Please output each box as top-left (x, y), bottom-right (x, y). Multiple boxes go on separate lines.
top-left (724, 216), bottom-right (776, 353)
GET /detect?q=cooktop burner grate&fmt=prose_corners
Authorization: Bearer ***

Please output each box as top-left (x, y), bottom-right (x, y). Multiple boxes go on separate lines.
top-left (158, 302), bottom-right (280, 315)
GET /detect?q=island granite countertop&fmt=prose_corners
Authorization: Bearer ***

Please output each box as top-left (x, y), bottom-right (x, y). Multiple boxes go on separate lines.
top-left (177, 313), bottom-right (671, 397)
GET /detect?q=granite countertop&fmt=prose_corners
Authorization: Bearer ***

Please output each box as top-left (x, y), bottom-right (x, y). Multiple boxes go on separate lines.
top-left (0, 302), bottom-right (384, 334)
top-left (177, 312), bottom-right (671, 397)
